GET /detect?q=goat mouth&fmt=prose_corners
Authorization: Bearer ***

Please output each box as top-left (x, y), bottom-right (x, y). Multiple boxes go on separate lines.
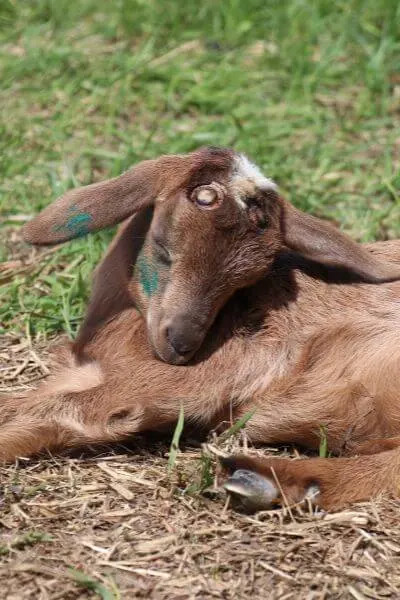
top-left (153, 345), bottom-right (196, 366)
top-left (151, 338), bottom-right (200, 366)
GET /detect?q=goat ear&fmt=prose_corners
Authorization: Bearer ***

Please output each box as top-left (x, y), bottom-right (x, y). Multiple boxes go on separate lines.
top-left (72, 208), bottom-right (152, 358)
top-left (22, 157), bottom-right (168, 245)
top-left (282, 199), bottom-right (400, 283)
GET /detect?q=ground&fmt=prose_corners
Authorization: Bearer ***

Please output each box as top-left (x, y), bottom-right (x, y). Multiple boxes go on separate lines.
top-left (1, 1), bottom-right (400, 598)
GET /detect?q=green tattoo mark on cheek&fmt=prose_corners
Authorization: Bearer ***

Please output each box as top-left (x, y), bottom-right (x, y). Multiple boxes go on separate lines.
top-left (137, 250), bottom-right (158, 297)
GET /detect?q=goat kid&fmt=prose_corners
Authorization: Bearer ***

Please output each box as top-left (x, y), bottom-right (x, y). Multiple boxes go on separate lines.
top-left (4, 146), bottom-right (400, 511)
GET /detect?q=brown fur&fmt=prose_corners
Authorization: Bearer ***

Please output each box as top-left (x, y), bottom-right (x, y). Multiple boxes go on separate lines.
top-left (4, 147), bottom-right (400, 511)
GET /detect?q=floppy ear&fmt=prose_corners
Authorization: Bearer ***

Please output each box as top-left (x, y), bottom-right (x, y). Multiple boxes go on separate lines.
top-left (72, 208), bottom-right (153, 359)
top-left (282, 199), bottom-right (400, 283)
top-left (23, 157), bottom-right (172, 245)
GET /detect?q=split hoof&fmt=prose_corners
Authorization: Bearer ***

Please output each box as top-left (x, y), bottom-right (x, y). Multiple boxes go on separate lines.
top-left (223, 468), bottom-right (280, 511)
top-left (221, 455), bottom-right (321, 512)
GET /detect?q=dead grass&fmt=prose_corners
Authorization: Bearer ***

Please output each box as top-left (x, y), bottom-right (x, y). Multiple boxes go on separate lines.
top-left (2, 335), bottom-right (400, 599)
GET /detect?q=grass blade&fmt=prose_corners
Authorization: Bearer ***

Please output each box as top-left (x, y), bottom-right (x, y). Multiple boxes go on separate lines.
top-left (168, 403), bottom-right (184, 472)
top-left (219, 410), bottom-right (255, 442)
top-left (318, 425), bottom-right (328, 458)
top-left (68, 568), bottom-right (116, 600)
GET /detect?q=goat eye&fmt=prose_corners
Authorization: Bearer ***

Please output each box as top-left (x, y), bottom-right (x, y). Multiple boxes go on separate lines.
top-left (153, 240), bottom-right (171, 265)
top-left (191, 183), bottom-right (225, 209)
top-left (247, 199), bottom-right (268, 230)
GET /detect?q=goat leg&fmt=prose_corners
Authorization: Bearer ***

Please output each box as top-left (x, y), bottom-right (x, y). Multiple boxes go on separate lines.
top-left (221, 449), bottom-right (400, 511)
top-left (0, 382), bottom-right (148, 462)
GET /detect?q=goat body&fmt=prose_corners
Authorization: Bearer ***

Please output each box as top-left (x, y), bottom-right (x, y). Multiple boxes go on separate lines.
top-left (4, 147), bottom-right (400, 511)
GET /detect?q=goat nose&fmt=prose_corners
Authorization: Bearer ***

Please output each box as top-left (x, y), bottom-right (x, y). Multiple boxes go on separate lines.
top-left (166, 320), bottom-right (203, 356)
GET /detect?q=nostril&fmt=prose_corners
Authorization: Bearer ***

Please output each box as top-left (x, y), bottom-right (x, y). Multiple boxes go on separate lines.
top-left (166, 326), bottom-right (198, 356)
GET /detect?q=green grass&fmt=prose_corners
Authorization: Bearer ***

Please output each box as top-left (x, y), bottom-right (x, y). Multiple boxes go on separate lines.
top-left (0, 531), bottom-right (53, 556)
top-left (1, 0), bottom-right (399, 337)
top-left (68, 568), bottom-right (119, 600)
top-left (168, 403), bottom-right (185, 472)
top-left (318, 424), bottom-right (329, 458)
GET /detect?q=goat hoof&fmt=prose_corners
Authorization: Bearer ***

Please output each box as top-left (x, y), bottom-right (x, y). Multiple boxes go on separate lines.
top-left (224, 469), bottom-right (279, 511)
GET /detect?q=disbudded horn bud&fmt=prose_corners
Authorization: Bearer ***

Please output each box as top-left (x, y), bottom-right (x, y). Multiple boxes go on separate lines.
top-left (191, 182), bottom-right (225, 209)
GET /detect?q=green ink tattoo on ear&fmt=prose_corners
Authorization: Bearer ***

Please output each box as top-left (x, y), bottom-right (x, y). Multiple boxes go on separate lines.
top-left (64, 213), bottom-right (92, 237)
top-left (53, 204), bottom-right (93, 238)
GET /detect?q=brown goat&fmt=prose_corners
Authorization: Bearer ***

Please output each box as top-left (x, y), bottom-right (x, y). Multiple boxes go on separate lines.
top-left (4, 146), bottom-right (400, 511)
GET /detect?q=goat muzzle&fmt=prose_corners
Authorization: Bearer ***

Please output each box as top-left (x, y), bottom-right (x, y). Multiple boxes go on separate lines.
top-left (158, 315), bottom-right (206, 364)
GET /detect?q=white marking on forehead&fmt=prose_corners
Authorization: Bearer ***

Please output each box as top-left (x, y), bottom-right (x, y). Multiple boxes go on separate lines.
top-left (231, 154), bottom-right (277, 209)
top-left (233, 154), bottom-right (277, 190)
